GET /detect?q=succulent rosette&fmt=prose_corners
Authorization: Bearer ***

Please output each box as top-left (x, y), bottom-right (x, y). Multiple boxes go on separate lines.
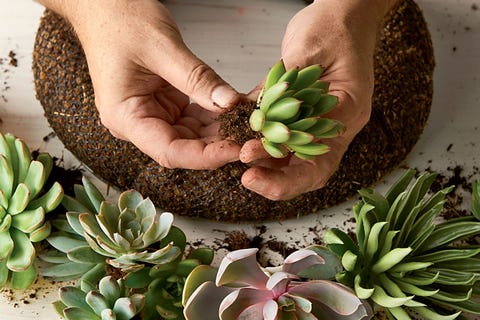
top-left (249, 60), bottom-right (344, 160)
top-left (182, 246), bottom-right (372, 320)
top-left (78, 187), bottom-right (181, 272)
top-left (325, 169), bottom-right (480, 319)
top-left (53, 275), bottom-right (145, 320)
top-left (41, 176), bottom-right (181, 278)
top-left (0, 132), bottom-right (63, 289)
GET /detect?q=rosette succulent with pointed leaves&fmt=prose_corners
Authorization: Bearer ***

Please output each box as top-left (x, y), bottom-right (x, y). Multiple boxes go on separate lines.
top-left (80, 188), bottom-right (181, 272)
top-left (183, 246), bottom-right (372, 320)
top-left (325, 169), bottom-right (480, 319)
top-left (40, 176), bottom-right (183, 282)
top-left (53, 275), bottom-right (145, 320)
top-left (0, 132), bottom-right (63, 289)
top-left (249, 60), bottom-right (344, 160)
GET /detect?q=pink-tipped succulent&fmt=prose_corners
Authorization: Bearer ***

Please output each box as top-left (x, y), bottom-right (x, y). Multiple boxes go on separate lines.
top-left (182, 246), bottom-right (372, 320)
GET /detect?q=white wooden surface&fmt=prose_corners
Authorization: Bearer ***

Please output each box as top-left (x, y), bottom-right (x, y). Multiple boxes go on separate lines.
top-left (0, 0), bottom-right (479, 319)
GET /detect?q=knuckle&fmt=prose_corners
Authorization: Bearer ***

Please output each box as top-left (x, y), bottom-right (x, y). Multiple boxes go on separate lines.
top-left (265, 187), bottom-right (289, 201)
top-left (185, 63), bottom-right (216, 95)
top-left (153, 151), bottom-right (175, 169)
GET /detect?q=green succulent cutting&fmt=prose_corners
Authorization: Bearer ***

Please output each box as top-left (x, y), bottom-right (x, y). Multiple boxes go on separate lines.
top-left (325, 169), bottom-right (480, 319)
top-left (249, 60), bottom-right (344, 160)
top-left (0, 132), bottom-right (63, 289)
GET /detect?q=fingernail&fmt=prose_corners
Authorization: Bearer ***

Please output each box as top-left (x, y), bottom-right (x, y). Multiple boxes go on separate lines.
top-left (211, 85), bottom-right (237, 109)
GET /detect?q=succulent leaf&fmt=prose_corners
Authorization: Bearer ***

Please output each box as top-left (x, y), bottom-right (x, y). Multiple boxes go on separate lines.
top-left (249, 109), bottom-right (266, 132)
top-left (11, 207), bottom-right (44, 233)
top-left (311, 94), bottom-right (339, 116)
top-left (265, 97), bottom-right (302, 122)
top-left (261, 139), bottom-right (289, 159)
top-left (0, 155), bottom-right (13, 199)
top-left (264, 60), bottom-right (287, 92)
top-left (8, 183), bottom-right (30, 215)
top-left (277, 68), bottom-right (298, 85)
top-left (10, 263), bottom-right (37, 290)
top-left (290, 65), bottom-right (323, 91)
top-left (287, 143), bottom-right (330, 156)
top-left (7, 227), bottom-right (35, 272)
top-left (259, 82), bottom-right (290, 113)
top-left (262, 121), bottom-right (291, 144)
top-left (472, 180), bottom-right (480, 219)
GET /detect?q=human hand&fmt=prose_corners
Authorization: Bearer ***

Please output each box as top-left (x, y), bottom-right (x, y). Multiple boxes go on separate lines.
top-left (240, 0), bottom-right (398, 200)
top-left (42, 0), bottom-right (241, 169)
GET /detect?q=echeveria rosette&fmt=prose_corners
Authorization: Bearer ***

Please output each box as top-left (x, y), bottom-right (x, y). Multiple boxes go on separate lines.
top-left (53, 275), bottom-right (145, 320)
top-left (0, 132), bottom-right (63, 289)
top-left (41, 177), bottom-right (183, 284)
top-left (79, 188), bottom-right (181, 272)
top-left (249, 60), bottom-right (344, 160)
top-left (182, 246), bottom-right (372, 320)
top-left (325, 169), bottom-right (480, 319)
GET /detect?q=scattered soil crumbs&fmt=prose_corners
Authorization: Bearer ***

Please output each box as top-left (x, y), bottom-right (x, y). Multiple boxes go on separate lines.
top-left (0, 50), bottom-right (18, 103)
top-left (427, 165), bottom-right (478, 220)
top-left (1, 287), bottom-right (39, 307)
top-left (8, 50), bottom-right (18, 67)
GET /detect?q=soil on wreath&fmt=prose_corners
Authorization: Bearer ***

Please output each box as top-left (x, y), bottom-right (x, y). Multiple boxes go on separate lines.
top-left (33, 0), bottom-right (434, 221)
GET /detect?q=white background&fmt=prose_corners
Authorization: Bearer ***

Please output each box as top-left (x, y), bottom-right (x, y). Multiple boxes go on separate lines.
top-left (0, 0), bottom-right (479, 319)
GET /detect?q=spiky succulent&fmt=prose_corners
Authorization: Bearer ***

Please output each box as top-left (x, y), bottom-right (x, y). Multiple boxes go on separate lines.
top-left (0, 132), bottom-right (63, 289)
top-left (249, 60), bottom-right (344, 160)
top-left (53, 275), bottom-right (145, 320)
top-left (325, 169), bottom-right (480, 319)
top-left (125, 227), bottom-right (214, 320)
top-left (183, 246), bottom-right (372, 320)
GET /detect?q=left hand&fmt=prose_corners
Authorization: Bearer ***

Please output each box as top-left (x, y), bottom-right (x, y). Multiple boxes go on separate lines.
top-left (239, 0), bottom-right (394, 200)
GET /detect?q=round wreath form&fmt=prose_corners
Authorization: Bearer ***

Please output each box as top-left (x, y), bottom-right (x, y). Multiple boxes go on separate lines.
top-left (33, 0), bottom-right (433, 221)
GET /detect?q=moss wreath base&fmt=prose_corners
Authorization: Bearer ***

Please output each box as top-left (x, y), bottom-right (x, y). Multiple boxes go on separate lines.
top-left (32, 0), bottom-right (434, 221)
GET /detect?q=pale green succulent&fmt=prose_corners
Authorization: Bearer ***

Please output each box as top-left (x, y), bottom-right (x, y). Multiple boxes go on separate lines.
top-left (183, 246), bottom-right (372, 320)
top-left (124, 226), bottom-right (214, 320)
top-left (53, 275), bottom-right (145, 320)
top-left (41, 177), bottom-right (183, 282)
top-left (249, 60), bottom-right (344, 160)
top-left (80, 188), bottom-right (181, 272)
top-left (325, 169), bottom-right (480, 319)
top-left (0, 132), bottom-right (63, 289)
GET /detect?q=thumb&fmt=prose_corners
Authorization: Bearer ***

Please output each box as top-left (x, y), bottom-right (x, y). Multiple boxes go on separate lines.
top-left (150, 41), bottom-right (239, 112)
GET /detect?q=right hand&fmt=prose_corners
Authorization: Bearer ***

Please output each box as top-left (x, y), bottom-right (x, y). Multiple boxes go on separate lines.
top-left (57, 0), bottom-right (242, 169)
